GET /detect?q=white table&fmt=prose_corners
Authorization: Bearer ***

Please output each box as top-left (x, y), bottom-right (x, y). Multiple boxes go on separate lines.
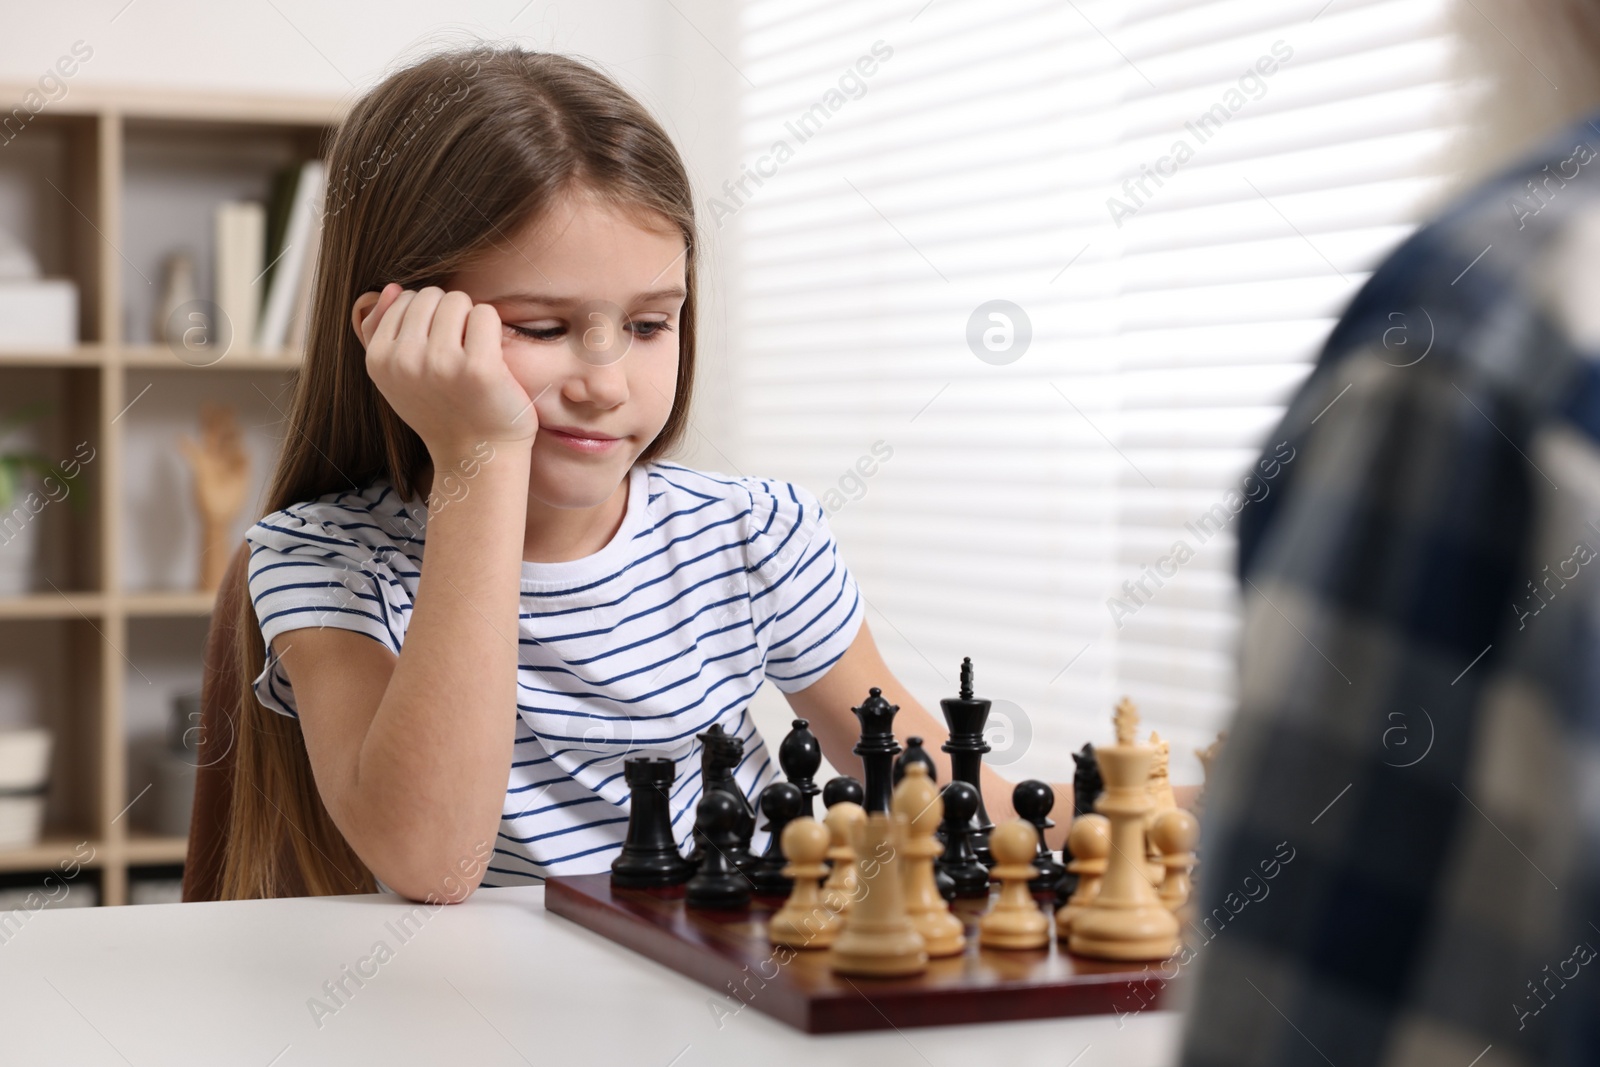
top-left (0, 885), bottom-right (1182, 1065)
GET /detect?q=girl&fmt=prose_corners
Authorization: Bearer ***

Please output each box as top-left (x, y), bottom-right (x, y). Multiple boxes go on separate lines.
top-left (225, 44), bottom-right (1042, 902)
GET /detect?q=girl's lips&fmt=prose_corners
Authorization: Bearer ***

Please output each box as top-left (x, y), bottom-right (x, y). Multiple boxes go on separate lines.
top-left (544, 427), bottom-right (623, 454)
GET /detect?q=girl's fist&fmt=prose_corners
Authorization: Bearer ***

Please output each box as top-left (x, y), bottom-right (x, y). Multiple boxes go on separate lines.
top-left (351, 283), bottom-right (539, 460)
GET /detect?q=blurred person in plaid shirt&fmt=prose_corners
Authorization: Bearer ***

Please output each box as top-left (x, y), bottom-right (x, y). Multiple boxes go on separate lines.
top-left (1176, 3), bottom-right (1600, 1064)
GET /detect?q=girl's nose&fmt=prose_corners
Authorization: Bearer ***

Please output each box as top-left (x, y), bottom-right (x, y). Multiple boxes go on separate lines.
top-left (560, 358), bottom-right (629, 410)
top-left (560, 304), bottom-right (632, 408)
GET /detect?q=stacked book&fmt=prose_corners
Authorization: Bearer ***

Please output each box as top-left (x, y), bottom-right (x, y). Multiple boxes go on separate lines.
top-left (213, 157), bottom-right (326, 357)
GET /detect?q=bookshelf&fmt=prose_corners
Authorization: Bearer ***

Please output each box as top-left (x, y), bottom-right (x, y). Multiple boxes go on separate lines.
top-left (0, 85), bottom-right (347, 904)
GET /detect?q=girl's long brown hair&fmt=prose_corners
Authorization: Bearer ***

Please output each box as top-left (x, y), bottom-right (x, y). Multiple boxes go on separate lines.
top-left (218, 44), bottom-right (699, 899)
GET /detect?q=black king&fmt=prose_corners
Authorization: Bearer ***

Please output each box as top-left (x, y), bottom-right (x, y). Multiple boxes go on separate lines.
top-left (940, 656), bottom-right (996, 866)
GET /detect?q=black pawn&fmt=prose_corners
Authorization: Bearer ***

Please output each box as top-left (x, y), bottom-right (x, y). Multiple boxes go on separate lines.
top-left (892, 736), bottom-right (938, 786)
top-left (749, 781), bottom-right (805, 896)
top-left (778, 718), bottom-right (823, 821)
top-left (611, 756), bottom-right (695, 888)
top-left (940, 657), bottom-right (995, 866)
top-left (852, 687), bottom-right (902, 814)
top-left (935, 780), bottom-right (990, 898)
top-left (686, 791), bottom-right (752, 910)
top-left (1072, 743), bottom-right (1102, 818)
top-left (822, 775), bottom-right (864, 809)
top-left (1012, 779), bottom-right (1067, 897)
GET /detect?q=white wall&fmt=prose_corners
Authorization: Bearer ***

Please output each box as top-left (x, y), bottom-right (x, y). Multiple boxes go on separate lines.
top-left (0, 1), bottom-right (805, 766)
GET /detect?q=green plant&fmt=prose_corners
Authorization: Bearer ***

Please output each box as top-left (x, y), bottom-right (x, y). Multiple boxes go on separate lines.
top-left (0, 401), bottom-right (88, 517)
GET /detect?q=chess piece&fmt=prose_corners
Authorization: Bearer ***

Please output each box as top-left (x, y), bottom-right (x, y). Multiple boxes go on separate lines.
top-left (178, 402), bottom-right (250, 591)
top-left (1011, 779), bottom-right (1067, 898)
top-left (1150, 808), bottom-right (1198, 917)
top-left (940, 657), bottom-right (996, 866)
top-left (1144, 731), bottom-right (1177, 884)
top-left (1055, 814), bottom-right (1110, 938)
top-left (977, 820), bottom-right (1050, 949)
top-left (611, 756), bottom-right (694, 888)
top-left (685, 791), bottom-right (753, 910)
top-left (1071, 743), bottom-right (1102, 819)
top-left (768, 817), bottom-right (842, 948)
top-left (934, 861), bottom-right (957, 903)
top-left (893, 735), bottom-right (938, 786)
top-left (749, 781), bottom-right (805, 896)
top-left (687, 723), bottom-right (758, 874)
top-left (1068, 699), bottom-right (1181, 961)
top-left (779, 718), bottom-right (823, 820)
top-left (891, 763), bottom-right (964, 957)
top-left (1194, 731), bottom-right (1226, 817)
top-left (934, 780), bottom-right (990, 898)
top-left (828, 811), bottom-right (928, 976)
top-left (820, 800), bottom-right (866, 913)
top-left (851, 688), bottom-right (902, 813)
top-left (1147, 732), bottom-right (1177, 812)
top-left (822, 775), bottom-right (864, 809)
top-left (1061, 742), bottom-right (1103, 905)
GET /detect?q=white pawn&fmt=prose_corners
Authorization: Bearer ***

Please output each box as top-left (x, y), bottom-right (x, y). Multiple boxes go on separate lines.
top-left (821, 801), bottom-right (865, 914)
top-left (769, 817), bottom-right (842, 949)
top-left (1055, 813), bottom-right (1110, 940)
top-left (1151, 808), bottom-right (1198, 918)
top-left (978, 820), bottom-right (1050, 950)
top-left (892, 762), bottom-right (965, 957)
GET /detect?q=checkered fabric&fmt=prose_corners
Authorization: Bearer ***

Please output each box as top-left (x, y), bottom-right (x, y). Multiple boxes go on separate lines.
top-left (1174, 109), bottom-right (1600, 1066)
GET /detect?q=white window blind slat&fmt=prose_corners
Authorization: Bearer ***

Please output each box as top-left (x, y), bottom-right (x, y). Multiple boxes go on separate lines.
top-left (729, 0), bottom-right (1465, 782)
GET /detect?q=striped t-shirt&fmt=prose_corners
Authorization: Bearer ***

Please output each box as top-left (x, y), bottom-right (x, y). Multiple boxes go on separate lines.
top-left (244, 460), bottom-right (864, 886)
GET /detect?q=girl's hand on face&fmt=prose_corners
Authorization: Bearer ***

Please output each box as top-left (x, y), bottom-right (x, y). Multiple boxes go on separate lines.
top-left (352, 283), bottom-right (539, 461)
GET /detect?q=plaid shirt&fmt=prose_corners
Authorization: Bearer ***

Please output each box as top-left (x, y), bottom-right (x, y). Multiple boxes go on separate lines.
top-left (1175, 110), bottom-right (1600, 1066)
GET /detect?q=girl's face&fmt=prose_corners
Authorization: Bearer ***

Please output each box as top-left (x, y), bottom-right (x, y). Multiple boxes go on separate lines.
top-left (445, 187), bottom-right (686, 510)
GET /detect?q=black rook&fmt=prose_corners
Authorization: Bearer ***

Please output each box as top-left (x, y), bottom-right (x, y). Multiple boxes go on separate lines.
top-left (611, 756), bottom-right (695, 888)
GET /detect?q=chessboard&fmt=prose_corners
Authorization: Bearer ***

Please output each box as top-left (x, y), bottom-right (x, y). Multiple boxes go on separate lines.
top-left (544, 873), bottom-right (1177, 1034)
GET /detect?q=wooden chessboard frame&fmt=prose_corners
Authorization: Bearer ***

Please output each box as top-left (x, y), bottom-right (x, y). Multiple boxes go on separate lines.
top-left (544, 873), bottom-right (1179, 1034)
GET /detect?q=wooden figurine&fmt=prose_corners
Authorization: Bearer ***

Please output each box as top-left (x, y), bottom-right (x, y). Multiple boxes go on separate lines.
top-left (177, 401), bottom-right (249, 592)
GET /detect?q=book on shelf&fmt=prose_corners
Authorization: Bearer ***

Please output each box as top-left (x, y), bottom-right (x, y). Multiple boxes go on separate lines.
top-left (283, 198), bottom-right (322, 355)
top-left (255, 158), bottom-right (326, 355)
top-left (213, 200), bottom-right (264, 354)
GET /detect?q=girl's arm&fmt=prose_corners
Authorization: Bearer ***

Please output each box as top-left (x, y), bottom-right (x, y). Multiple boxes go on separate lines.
top-left (783, 621), bottom-right (1076, 853)
top-left (273, 285), bottom-right (537, 902)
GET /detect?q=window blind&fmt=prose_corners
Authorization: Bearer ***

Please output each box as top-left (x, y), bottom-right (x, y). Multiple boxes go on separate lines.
top-left (727, 0), bottom-right (1465, 781)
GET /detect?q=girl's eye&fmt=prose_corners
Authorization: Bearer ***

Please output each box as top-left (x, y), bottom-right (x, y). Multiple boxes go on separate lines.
top-left (504, 319), bottom-right (673, 342)
top-left (630, 320), bottom-right (671, 340)
top-left (506, 323), bottom-right (564, 341)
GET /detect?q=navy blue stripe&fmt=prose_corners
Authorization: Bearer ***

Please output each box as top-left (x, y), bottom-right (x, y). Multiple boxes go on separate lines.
top-left (259, 602), bottom-right (388, 630)
top-left (247, 464), bottom-right (858, 880)
top-left (498, 815), bottom-right (629, 846)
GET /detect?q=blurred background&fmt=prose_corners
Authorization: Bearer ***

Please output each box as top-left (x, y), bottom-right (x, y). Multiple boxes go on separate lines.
top-left (0, 0), bottom-right (1578, 906)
